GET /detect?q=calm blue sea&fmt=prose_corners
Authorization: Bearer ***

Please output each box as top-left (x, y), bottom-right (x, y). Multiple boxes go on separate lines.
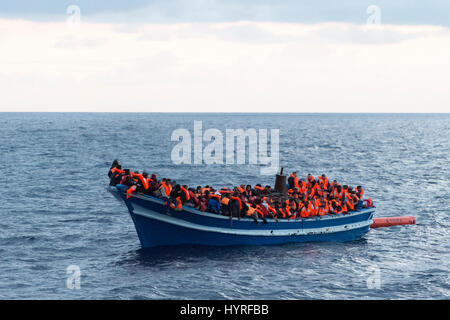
top-left (0, 113), bottom-right (448, 299)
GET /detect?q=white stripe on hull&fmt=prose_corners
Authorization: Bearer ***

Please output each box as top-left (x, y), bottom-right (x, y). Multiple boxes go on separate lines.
top-left (132, 204), bottom-right (373, 237)
top-left (126, 190), bottom-right (374, 223)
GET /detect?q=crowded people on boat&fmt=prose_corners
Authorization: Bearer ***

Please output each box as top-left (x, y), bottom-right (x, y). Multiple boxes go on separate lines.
top-left (109, 161), bottom-right (372, 222)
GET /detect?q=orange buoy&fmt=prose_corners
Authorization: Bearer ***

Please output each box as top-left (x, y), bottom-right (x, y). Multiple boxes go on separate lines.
top-left (370, 216), bottom-right (416, 228)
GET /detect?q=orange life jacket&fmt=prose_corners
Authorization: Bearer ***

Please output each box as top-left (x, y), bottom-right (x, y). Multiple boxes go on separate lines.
top-left (318, 176), bottom-right (329, 188)
top-left (170, 197), bottom-right (183, 210)
top-left (219, 188), bottom-right (232, 194)
top-left (300, 203), bottom-right (313, 218)
top-left (209, 193), bottom-right (221, 201)
top-left (110, 167), bottom-right (125, 175)
top-left (230, 196), bottom-right (242, 210)
top-left (265, 203), bottom-right (276, 215)
top-left (160, 182), bottom-right (171, 197)
top-left (358, 188), bottom-right (365, 198)
top-left (180, 186), bottom-right (190, 201)
top-left (126, 185), bottom-right (137, 199)
top-left (346, 200), bottom-right (354, 211)
top-left (246, 206), bottom-right (256, 216)
top-left (131, 173), bottom-right (149, 190)
top-left (289, 174), bottom-right (300, 189)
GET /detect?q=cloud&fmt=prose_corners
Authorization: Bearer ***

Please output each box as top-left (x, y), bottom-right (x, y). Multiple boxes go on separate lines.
top-left (0, 18), bottom-right (449, 112)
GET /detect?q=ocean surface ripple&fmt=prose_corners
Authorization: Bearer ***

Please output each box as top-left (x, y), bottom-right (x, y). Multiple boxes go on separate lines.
top-left (0, 113), bottom-right (448, 299)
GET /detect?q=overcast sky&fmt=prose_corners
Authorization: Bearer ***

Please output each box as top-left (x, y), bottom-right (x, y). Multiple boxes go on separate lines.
top-left (1, 1), bottom-right (449, 112)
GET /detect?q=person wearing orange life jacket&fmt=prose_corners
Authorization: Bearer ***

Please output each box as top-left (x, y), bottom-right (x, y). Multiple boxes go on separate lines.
top-left (183, 188), bottom-right (199, 208)
top-left (234, 186), bottom-right (245, 194)
top-left (244, 201), bottom-right (259, 221)
top-left (201, 186), bottom-right (211, 194)
top-left (169, 196), bottom-right (183, 211)
top-left (313, 197), bottom-right (322, 214)
top-left (350, 190), bottom-right (363, 211)
top-left (331, 199), bottom-right (342, 214)
top-left (316, 182), bottom-right (326, 197)
top-left (253, 198), bottom-right (268, 221)
top-left (344, 197), bottom-right (354, 212)
top-left (244, 185), bottom-right (254, 199)
top-left (273, 199), bottom-right (286, 219)
top-left (126, 185), bottom-right (137, 199)
top-left (258, 201), bottom-right (270, 217)
top-left (206, 191), bottom-right (221, 214)
top-left (300, 200), bottom-right (314, 218)
top-left (143, 174), bottom-right (158, 196)
top-left (342, 185), bottom-right (349, 197)
top-left (319, 197), bottom-right (329, 216)
top-left (288, 200), bottom-right (299, 219)
top-left (363, 197), bottom-right (373, 208)
top-left (330, 179), bottom-right (339, 187)
top-left (229, 193), bottom-right (243, 218)
top-left (261, 199), bottom-right (278, 221)
top-left (168, 184), bottom-right (191, 209)
top-left (256, 205), bottom-right (268, 223)
top-left (220, 194), bottom-right (232, 216)
top-left (178, 185), bottom-right (190, 202)
top-left (109, 166), bottom-right (124, 176)
top-left (119, 169), bottom-right (131, 185)
top-left (108, 160), bottom-right (121, 178)
top-left (261, 185), bottom-right (272, 195)
top-left (166, 184), bottom-right (182, 211)
top-left (341, 201), bottom-right (349, 214)
top-left (158, 179), bottom-right (172, 199)
top-left (254, 184), bottom-right (265, 193)
top-left (131, 172), bottom-right (149, 192)
top-left (309, 200), bottom-right (318, 217)
top-left (309, 184), bottom-right (317, 198)
top-left (318, 174), bottom-right (329, 189)
top-left (332, 201), bottom-right (344, 214)
top-left (326, 198), bottom-right (334, 215)
top-left (283, 199), bottom-right (293, 219)
top-left (109, 164), bottom-right (124, 186)
top-left (356, 186), bottom-right (364, 199)
top-left (332, 185), bottom-right (343, 199)
top-left (305, 173), bottom-right (315, 187)
top-left (288, 172), bottom-right (300, 189)
top-left (245, 205), bottom-right (259, 223)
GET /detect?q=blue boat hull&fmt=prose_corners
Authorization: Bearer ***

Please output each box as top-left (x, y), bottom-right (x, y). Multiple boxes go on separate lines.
top-left (108, 185), bottom-right (375, 248)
